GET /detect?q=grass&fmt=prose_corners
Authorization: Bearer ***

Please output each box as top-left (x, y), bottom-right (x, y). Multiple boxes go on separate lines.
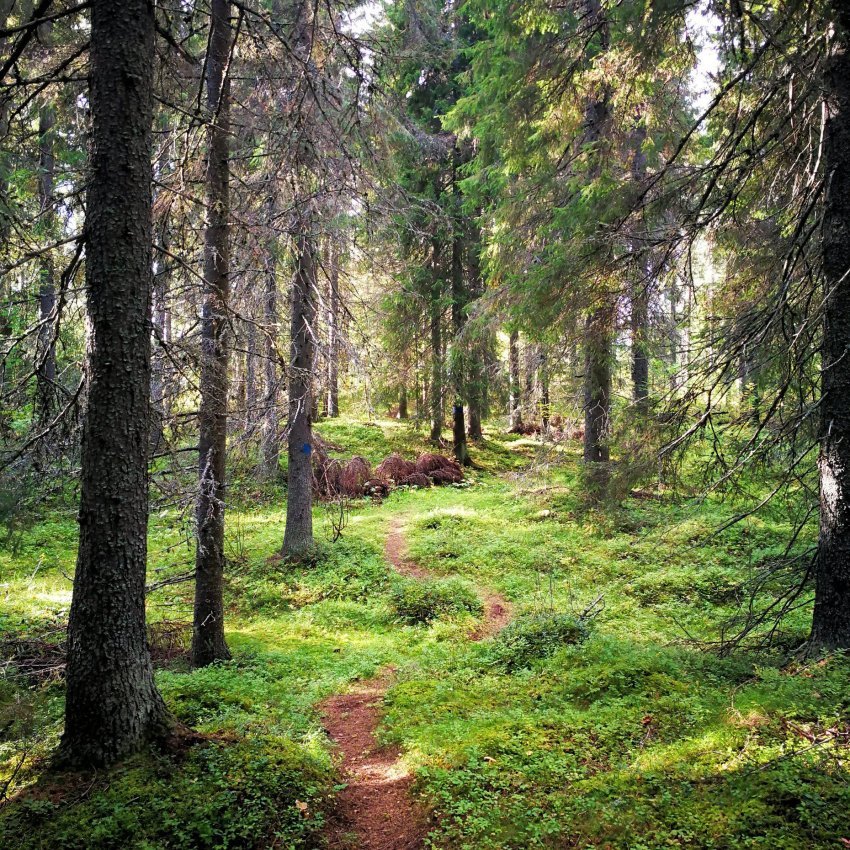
top-left (1, 416), bottom-right (849, 848)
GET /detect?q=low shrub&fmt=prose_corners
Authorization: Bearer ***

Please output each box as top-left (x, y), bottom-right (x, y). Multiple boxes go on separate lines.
top-left (0, 737), bottom-right (331, 850)
top-left (486, 611), bottom-right (589, 671)
top-left (390, 577), bottom-right (482, 624)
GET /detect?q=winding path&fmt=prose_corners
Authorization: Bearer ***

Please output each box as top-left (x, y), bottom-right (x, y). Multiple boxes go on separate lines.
top-left (320, 518), bottom-right (511, 849)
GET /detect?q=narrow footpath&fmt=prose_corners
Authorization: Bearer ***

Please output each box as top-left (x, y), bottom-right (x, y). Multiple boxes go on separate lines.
top-left (320, 518), bottom-right (512, 849)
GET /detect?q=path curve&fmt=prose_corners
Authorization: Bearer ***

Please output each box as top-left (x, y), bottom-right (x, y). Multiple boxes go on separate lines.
top-left (320, 517), bottom-right (512, 849)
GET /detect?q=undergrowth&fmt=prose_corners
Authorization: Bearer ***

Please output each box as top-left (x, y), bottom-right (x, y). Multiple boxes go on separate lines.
top-left (1, 418), bottom-right (848, 849)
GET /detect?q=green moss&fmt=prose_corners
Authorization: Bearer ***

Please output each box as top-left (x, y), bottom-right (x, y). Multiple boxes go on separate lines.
top-left (1, 417), bottom-right (847, 849)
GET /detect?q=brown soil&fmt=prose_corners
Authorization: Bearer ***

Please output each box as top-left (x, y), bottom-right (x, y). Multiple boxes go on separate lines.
top-left (320, 518), bottom-right (512, 849)
top-left (320, 673), bottom-right (428, 850)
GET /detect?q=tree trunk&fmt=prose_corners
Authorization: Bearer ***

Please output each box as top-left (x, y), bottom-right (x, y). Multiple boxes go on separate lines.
top-left (523, 343), bottom-right (536, 424)
top-left (629, 122), bottom-right (650, 413)
top-left (631, 281), bottom-right (649, 413)
top-left (450, 210), bottom-right (470, 466)
top-left (260, 219), bottom-right (281, 478)
top-left (245, 317), bottom-right (258, 431)
top-left (429, 243), bottom-right (443, 442)
top-left (35, 93), bottom-right (56, 425)
top-left (467, 355), bottom-right (483, 440)
top-left (398, 382), bottom-right (408, 419)
top-left (811, 3), bottom-right (850, 650)
top-left (60, 0), bottom-right (172, 768)
top-left (583, 307), bottom-right (612, 486)
top-left (193, 0), bottom-right (232, 668)
top-left (282, 218), bottom-right (317, 559)
top-left (326, 244), bottom-right (340, 417)
top-left (509, 329), bottom-right (522, 431)
top-left (466, 236), bottom-right (484, 441)
top-left (539, 349), bottom-right (550, 431)
top-left (581, 0), bottom-right (612, 492)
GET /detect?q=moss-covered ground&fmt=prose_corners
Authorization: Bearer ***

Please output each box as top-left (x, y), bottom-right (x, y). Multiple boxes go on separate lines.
top-left (1, 417), bottom-right (848, 849)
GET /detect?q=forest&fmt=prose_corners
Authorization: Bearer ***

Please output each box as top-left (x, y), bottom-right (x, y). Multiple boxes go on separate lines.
top-left (1, 0), bottom-right (849, 847)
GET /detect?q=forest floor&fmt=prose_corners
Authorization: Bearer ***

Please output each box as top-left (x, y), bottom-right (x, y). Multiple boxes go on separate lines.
top-left (2, 417), bottom-right (850, 849)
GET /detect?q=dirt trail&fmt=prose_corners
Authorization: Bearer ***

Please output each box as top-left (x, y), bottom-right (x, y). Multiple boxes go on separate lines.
top-left (320, 518), bottom-right (512, 849)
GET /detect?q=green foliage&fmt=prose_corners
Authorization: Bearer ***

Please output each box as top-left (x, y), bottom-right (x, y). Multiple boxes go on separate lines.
top-left (390, 575), bottom-right (482, 624)
top-left (485, 611), bottom-right (589, 671)
top-left (0, 738), bottom-right (330, 850)
top-left (1, 419), bottom-right (847, 849)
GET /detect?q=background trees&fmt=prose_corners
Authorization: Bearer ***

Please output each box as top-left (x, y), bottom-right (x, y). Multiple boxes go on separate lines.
top-left (1, 0), bottom-right (850, 780)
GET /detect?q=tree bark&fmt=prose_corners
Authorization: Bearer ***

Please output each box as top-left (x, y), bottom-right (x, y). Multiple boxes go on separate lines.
top-left (811, 3), bottom-right (850, 649)
top-left (60, 0), bottom-right (172, 768)
top-left (629, 122), bottom-right (650, 413)
top-left (282, 217), bottom-right (317, 559)
top-left (450, 209), bottom-right (470, 466)
top-left (539, 349), bottom-right (550, 431)
top-left (398, 382), bottom-right (408, 419)
top-left (245, 317), bottom-right (258, 431)
top-left (326, 243), bottom-right (340, 417)
top-left (509, 330), bottom-right (522, 431)
top-left (429, 242), bottom-right (443, 442)
top-left (583, 307), bottom-right (612, 486)
top-left (35, 92), bottom-right (56, 424)
top-left (193, 0), bottom-right (232, 668)
top-left (581, 0), bottom-right (612, 492)
top-left (260, 214), bottom-right (281, 479)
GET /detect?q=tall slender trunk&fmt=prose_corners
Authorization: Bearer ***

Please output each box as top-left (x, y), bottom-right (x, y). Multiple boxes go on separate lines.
top-left (429, 242), bottom-right (443, 442)
top-left (811, 3), bottom-right (850, 649)
top-left (282, 218), bottom-right (317, 559)
top-left (467, 351), bottom-right (483, 440)
top-left (629, 122), bottom-right (650, 413)
top-left (583, 307), bottom-right (612, 478)
top-left (450, 211), bottom-right (470, 465)
top-left (398, 381), bottom-right (409, 419)
top-left (631, 282), bottom-right (649, 412)
top-left (523, 343), bottom-right (536, 423)
top-left (581, 0), bottom-right (612, 492)
top-left (466, 233), bottom-right (484, 441)
top-left (260, 213), bottom-right (280, 478)
top-left (193, 0), bottom-right (232, 668)
top-left (539, 349), bottom-right (550, 431)
top-left (245, 318), bottom-right (258, 431)
top-left (35, 92), bottom-right (56, 424)
top-left (61, 0), bottom-right (172, 767)
top-left (151, 197), bottom-right (173, 447)
top-left (326, 244), bottom-right (340, 417)
top-left (509, 329), bottom-right (522, 431)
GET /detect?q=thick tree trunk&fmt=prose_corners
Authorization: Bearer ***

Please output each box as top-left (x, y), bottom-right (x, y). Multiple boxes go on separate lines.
top-left (509, 330), bottom-right (522, 431)
top-left (811, 4), bottom-right (850, 650)
top-left (35, 95), bottom-right (56, 424)
top-left (282, 220), bottom-right (317, 558)
top-left (193, 0), bottom-right (232, 668)
top-left (60, 0), bottom-right (172, 768)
